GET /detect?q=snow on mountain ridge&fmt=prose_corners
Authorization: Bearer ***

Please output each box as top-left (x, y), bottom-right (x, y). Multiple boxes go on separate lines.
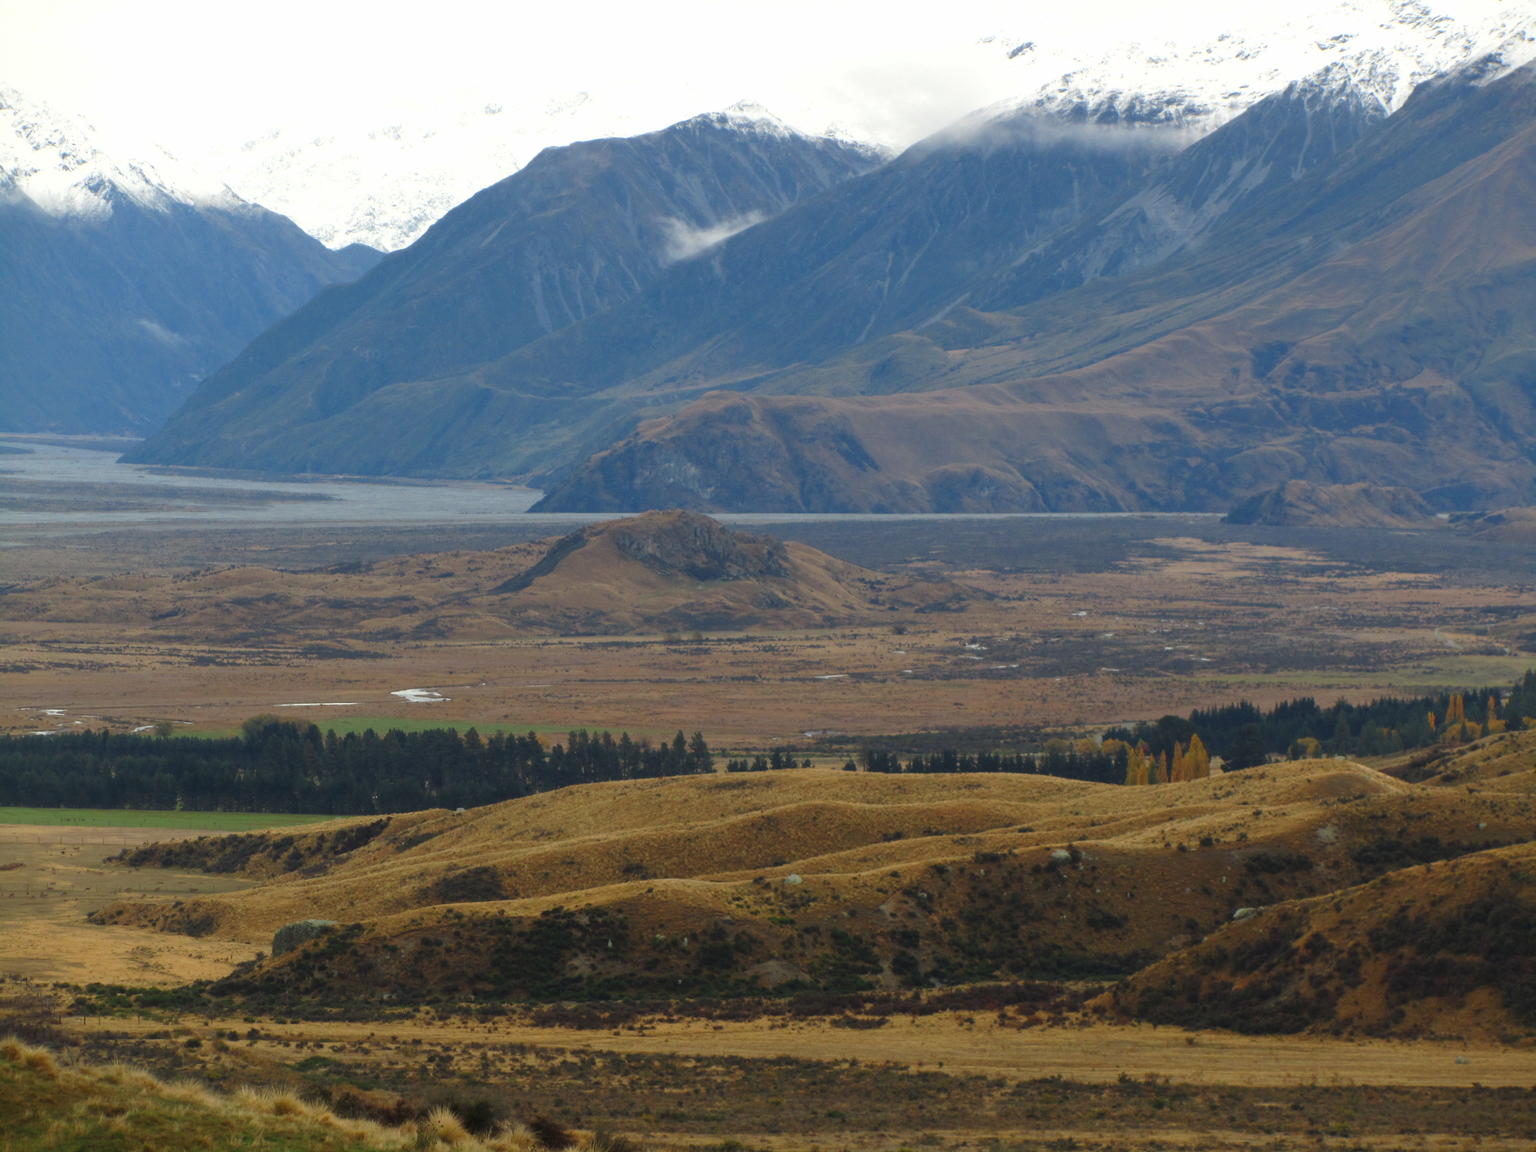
top-left (13, 2), bottom-right (1527, 252)
top-left (220, 96), bottom-right (887, 252)
top-left (987, 0), bottom-right (1535, 137)
top-left (0, 85), bottom-right (241, 219)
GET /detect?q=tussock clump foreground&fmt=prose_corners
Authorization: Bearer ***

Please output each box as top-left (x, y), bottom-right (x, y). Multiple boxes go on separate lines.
top-left (0, 1035), bottom-right (643, 1152)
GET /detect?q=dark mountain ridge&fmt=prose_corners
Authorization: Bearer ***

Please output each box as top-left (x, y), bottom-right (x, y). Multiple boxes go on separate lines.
top-left (126, 112), bottom-right (883, 474)
top-left (0, 183), bottom-right (378, 434)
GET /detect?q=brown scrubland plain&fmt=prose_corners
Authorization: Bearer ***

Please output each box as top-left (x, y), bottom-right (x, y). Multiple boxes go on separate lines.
top-left (5, 514), bottom-right (1536, 745)
top-left (3, 512), bottom-right (1536, 1151)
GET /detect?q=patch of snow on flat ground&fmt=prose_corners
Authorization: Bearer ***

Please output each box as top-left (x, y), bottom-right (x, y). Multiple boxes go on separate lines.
top-left (391, 688), bottom-right (450, 703)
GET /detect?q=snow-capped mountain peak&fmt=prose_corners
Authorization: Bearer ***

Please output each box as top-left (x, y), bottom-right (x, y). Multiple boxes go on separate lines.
top-left (214, 91), bottom-right (668, 251)
top-left (0, 85), bottom-right (240, 219)
top-left (701, 101), bottom-right (797, 137)
top-left (984, 0), bottom-right (1535, 137)
top-left (682, 102), bottom-right (891, 164)
top-left (218, 95), bottom-right (884, 253)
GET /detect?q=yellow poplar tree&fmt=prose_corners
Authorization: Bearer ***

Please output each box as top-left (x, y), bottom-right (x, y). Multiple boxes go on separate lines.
top-left (1123, 742), bottom-right (1151, 787)
top-left (1186, 733), bottom-right (1211, 779)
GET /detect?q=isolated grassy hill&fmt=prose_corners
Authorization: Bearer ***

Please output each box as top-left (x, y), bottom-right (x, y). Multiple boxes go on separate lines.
top-left (94, 750), bottom-right (1536, 1028)
top-left (0, 511), bottom-right (970, 641)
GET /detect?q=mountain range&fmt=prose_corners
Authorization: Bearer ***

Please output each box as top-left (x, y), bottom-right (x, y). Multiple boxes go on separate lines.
top-left (0, 87), bottom-right (379, 435)
top-left (132, 22), bottom-right (1536, 513)
top-left (125, 109), bottom-right (883, 476)
top-left (531, 51), bottom-right (1536, 513)
top-left (206, 0), bottom-right (1524, 252)
top-left (32, 3), bottom-right (1536, 513)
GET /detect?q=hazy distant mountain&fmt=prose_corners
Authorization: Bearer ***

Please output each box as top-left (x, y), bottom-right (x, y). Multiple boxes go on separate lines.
top-left (128, 109), bottom-right (883, 474)
top-left (217, 92), bottom-right (675, 252)
top-left (152, 53), bottom-right (1435, 487)
top-left (0, 87), bottom-right (378, 434)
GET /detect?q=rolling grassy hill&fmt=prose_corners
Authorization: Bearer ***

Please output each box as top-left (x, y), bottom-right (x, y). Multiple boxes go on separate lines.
top-left (94, 740), bottom-right (1536, 1036)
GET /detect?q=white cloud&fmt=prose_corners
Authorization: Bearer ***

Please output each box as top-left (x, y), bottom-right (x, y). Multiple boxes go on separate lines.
top-left (659, 211), bottom-right (767, 264)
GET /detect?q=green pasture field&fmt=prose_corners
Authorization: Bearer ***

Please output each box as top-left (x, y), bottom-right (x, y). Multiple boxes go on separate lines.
top-left (0, 807), bottom-right (334, 831)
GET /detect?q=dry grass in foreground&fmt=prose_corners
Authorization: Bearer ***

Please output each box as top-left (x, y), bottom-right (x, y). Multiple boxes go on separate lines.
top-left (0, 824), bottom-right (259, 984)
top-left (0, 1035), bottom-right (641, 1152)
top-left (33, 1022), bottom-right (1536, 1152)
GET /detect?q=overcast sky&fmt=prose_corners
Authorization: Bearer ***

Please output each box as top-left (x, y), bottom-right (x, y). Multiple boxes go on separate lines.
top-left (3, 0), bottom-right (1523, 157)
top-left (0, 1), bottom-right (1338, 149)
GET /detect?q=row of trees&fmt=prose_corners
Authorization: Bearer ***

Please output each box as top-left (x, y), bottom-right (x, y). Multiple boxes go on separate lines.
top-left (5, 672), bottom-right (1533, 810)
top-left (833, 671), bottom-right (1536, 787)
top-left (848, 742), bottom-right (1129, 785)
top-left (1106, 676), bottom-right (1534, 774)
top-left (0, 718), bottom-right (713, 814)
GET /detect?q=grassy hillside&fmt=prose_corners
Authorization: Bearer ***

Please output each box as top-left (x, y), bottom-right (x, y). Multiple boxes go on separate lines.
top-left (92, 749), bottom-right (1536, 1028)
top-left (1104, 840), bottom-right (1536, 1040)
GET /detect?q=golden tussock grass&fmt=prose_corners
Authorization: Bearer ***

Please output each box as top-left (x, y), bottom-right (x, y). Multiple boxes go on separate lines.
top-left (80, 749), bottom-right (1533, 1030)
top-left (102, 755), bottom-right (1527, 945)
top-left (1108, 838), bottom-right (1536, 1039)
top-left (2, 1034), bottom-right (665, 1152)
top-left (0, 1036), bottom-right (60, 1078)
top-left (1, 1036), bottom-right (561, 1151)
top-left (422, 1106), bottom-right (473, 1146)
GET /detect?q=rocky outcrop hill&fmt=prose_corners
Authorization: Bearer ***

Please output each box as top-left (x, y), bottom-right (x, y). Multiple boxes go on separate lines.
top-left (1224, 481), bottom-right (1436, 528)
top-left (0, 511), bottom-right (970, 639)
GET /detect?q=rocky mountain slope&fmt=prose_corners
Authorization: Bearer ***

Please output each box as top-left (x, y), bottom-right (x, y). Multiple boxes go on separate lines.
top-left (535, 56), bottom-right (1536, 512)
top-left (127, 111), bottom-right (882, 476)
top-left (0, 87), bottom-right (379, 434)
top-left (122, 12), bottom-right (1536, 512)
top-left (131, 69), bottom-right (1374, 484)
